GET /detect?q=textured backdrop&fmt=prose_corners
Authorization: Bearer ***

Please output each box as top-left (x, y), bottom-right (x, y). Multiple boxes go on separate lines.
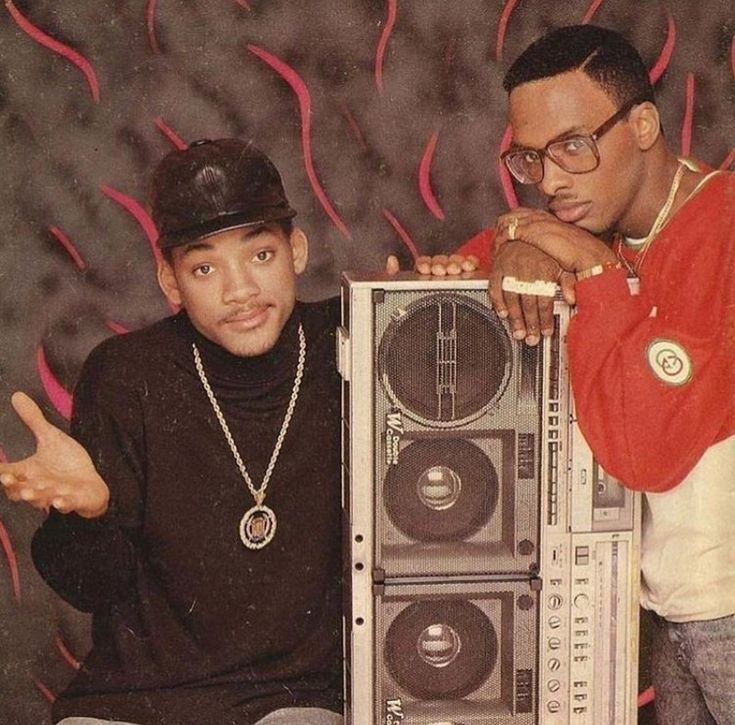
top-left (1, 1), bottom-right (733, 722)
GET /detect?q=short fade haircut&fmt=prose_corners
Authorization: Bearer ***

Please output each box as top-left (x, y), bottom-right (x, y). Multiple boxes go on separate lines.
top-left (503, 25), bottom-right (655, 108)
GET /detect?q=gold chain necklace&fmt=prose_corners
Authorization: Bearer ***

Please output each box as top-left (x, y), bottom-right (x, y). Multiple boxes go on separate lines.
top-left (618, 161), bottom-right (685, 275)
top-left (193, 324), bottom-right (306, 549)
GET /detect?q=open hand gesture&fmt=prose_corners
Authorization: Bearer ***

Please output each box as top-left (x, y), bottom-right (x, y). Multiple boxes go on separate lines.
top-left (0, 392), bottom-right (109, 518)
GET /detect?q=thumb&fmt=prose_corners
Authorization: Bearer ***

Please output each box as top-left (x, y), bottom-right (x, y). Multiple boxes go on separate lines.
top-left (385, 254), bottom-right (400, 275)
top-left (10, 392), bottom-right (56, 443)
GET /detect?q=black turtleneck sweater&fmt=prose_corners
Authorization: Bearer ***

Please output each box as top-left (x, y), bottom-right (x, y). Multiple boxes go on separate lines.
top-left (31, 300), bottom-right (343, 725)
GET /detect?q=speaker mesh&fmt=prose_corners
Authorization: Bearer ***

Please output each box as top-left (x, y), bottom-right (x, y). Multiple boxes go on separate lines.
top-left (378, 295), bottom-right (511, 426)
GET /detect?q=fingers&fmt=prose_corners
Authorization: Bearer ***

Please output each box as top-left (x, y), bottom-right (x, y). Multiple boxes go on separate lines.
top-left (415, 255), bottom-right (432, 275)
top-left (520, 294), bottom-right (542, 345)
top-left (560, 271), bottom-right (577, 305)
top-left (504, 292), bottom-right (529, 342)
top-left (537, 295), bottom-right (556, 338)
top-left (488, 269), bottom-right (508, 320)
top-left (385, 254), bottom-right (400, 275)
top-left (461, 254), bottom-right (479, 272)
top-left (415, 254), bottom-right (475, 277)
top-left (10, 392), bottom-right (54, 444)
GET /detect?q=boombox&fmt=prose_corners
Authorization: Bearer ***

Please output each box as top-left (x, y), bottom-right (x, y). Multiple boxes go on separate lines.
top-left (337, 272), bottom-right (641, 724)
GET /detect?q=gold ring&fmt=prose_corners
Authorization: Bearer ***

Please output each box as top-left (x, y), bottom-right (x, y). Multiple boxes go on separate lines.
top-left (507, 216), bottom-right (519, 239)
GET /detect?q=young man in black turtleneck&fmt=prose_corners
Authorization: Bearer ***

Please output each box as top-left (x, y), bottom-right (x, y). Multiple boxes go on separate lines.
top-left (0, 139), bottom-right (345, 725)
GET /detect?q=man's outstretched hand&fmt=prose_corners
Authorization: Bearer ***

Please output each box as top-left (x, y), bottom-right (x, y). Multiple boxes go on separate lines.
top-left (0, 392), bottom-right (109, 518)
top-left (385, 253), bottom-right (480, 276)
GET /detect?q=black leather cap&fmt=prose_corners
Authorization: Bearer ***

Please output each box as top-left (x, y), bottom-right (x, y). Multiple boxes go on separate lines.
top-left (151, 138), bottom-right (296, 249)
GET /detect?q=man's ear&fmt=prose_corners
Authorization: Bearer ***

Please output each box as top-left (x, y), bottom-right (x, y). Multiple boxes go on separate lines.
top-left (629, 101), bottom-right (661, 152)
top-left (289, 227), bottom-right (309, 275)
top-left (157, 257), bottom-right (183, 307)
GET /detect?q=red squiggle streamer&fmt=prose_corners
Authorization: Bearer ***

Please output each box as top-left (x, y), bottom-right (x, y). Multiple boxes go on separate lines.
top-left (5, 0), bottom-right (100, 103)
top-left (418, 131), bottom-right (445, 220)
top-left (32, 677), bottom-right (56, 703)
top-left (719, 148), bottom-right (735, 171)
top-left (498, 125), bottom-right (519, 210)
top-left (37, 346), bottom-right (72, 420)
top-left (106, 320), bottom-right (131, 335)
top-left (146, 0), bottom-right (160, 54)
top-left (382, 208), bottom-right (419, 261)
top-left (247, 44), bottom-right (352, 240)
top-left (581, 0), bottom-right (606, 24)
top-left (99, 185), bottom-right (178, 311)
top-left (680, 73), bottom-right (695, 157)
top-left (154, 117), bottom-right (188, 150)
top-left (375, 0), bottom-right (397, 93)
top-left (54, 634), bottom-right (82, 670)
top-left (638, 685), bottom-right (655, 707)
top-left (49, 225), bottom-right (87, 270)
top-left (339, 104), bottom-right (368, 152)
top-left (649, 14), bottom-right (676, 85)
top-left (495, 0), bottom-right (521, 62)
top-left (0, 518), bottom-right (21, 604)
top-left (234, 0), bottom-right (251, 9)
top-left (100, 185), bottom-right (161, 263)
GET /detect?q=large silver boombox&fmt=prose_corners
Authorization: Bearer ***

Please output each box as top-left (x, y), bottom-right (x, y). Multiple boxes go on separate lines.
top-left (337, 272), bottom-right (640, 725)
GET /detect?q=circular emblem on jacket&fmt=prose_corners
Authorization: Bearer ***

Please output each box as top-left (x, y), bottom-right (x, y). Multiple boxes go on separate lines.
top-left (646, 339), bottom-right (692, 386)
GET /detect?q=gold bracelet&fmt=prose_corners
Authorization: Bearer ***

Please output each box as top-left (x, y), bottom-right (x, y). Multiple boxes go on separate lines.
top-left (576, 260), bottom-right (621, 281)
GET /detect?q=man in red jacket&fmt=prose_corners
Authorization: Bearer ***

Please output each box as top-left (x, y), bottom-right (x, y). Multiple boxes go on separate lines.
top-left (459, 24), bottom-right (735, 724)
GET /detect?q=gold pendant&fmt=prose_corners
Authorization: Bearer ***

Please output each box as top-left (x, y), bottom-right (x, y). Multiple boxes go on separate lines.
top-left (239, 504), bottom-right (277, 549)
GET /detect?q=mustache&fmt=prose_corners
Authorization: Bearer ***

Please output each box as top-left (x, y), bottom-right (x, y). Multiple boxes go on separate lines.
top-left (221, 304), bottom-right (269, 323)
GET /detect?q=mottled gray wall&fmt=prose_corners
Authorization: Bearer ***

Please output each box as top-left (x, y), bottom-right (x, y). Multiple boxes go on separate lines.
top-left (0, 1), bottom-right (733, 722)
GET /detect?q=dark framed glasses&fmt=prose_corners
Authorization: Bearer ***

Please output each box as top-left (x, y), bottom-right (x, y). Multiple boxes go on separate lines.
top-left (501, 97), bottom-right (645, 185)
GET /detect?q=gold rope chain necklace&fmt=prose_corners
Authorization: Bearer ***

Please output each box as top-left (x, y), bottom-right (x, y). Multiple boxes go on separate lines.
top-left (618, 160), bottom-right (686, 275)
top-left (192, 324), bottom-right (306, 550)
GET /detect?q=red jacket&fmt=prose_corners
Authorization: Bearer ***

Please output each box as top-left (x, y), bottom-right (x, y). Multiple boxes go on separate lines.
top-left (457, 172), bottom-right (735, 493)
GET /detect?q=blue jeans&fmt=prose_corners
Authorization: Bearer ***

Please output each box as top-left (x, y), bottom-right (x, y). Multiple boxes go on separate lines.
top-left (58, 708), bottom-right (343, 725)
top-left (651, 612), bottom-right (735, 724)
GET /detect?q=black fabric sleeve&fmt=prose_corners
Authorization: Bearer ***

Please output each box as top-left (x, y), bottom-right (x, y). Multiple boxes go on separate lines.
top-left (31, 340), bottom-right (146, 612)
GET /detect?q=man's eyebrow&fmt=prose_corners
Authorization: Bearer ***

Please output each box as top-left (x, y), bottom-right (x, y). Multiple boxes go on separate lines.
top-left (179, 240), bottom-right (214, 258)
top-left (510, 125), bottom-right (590, 151)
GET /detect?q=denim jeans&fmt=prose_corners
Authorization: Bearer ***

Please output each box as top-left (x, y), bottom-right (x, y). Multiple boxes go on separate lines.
top-left (57, 708), bottom-right (342, 725)
top-left (651, 612), bottom-right (735, 725)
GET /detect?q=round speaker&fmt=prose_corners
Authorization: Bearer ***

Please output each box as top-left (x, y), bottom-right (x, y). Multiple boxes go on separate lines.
top-left (378, 295), bottom-right (511, 427)
top-left (385, 599), bottom-right (497, 699)
top-left (384, 439), bottom-right (497, 541)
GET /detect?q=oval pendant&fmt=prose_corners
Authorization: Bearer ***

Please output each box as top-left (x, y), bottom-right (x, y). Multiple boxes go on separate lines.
top-left (239, 504), bottom-right (277, 549)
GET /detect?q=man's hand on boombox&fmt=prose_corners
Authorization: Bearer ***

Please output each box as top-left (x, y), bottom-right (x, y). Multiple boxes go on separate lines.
top-left (385, 253), bottom-right (480, 276)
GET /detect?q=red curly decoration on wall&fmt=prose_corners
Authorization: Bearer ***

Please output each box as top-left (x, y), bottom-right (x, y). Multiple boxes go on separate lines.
top-left (4, 0), bottom-right (100, 102)
top-left (649, 14), bottom-right (676, 85)
top-left (247, 44), bottom-right (352, 240)
top-left (147, 0), bottom-right (160, 54)
top-left (154, 117), bottom-right (188, 150)
top-left (0, 516), bottom-right (21, 604)
top-left (418, 131), bottom-right (446, 220)
top-left (49, 225), bottom-right (87, 271)
top-left (495, 0), bottom-right (521, 62)
top-left (680, 72), bottom-right (695, 157)
top-left (581, 0), bottom-right (606, 24)
top-left (375, 0), bottom-right (397, 93)
top-left (382, 208), bottom-right (420, 261)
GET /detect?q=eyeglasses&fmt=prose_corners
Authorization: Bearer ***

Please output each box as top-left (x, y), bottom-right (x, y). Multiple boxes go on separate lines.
top-left (501, 98), bottom-right (644, 185)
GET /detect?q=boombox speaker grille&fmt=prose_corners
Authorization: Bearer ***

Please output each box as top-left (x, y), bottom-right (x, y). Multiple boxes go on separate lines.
top-left (378, 295), bottom-right (511, 427)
